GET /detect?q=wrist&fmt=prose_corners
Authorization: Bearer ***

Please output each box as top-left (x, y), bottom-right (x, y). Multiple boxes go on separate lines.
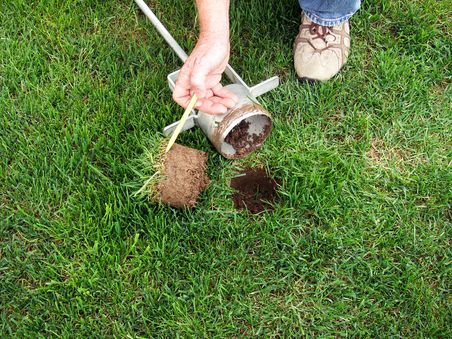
top-left (199, 30), bottom-right (229, 43)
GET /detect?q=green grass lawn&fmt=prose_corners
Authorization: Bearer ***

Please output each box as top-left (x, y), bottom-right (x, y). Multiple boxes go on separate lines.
top-left (1, 0), bottom-right (451, 336)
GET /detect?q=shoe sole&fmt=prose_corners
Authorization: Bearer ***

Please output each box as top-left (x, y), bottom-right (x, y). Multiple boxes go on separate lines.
top-left (296, 64), bottom-right (346, 84)
top-left (297, 76), bottom-right (320, 84)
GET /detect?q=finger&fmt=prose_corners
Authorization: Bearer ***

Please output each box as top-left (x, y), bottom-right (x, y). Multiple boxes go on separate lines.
top-left (174, 94), bottom-right (193, 109)
top-left (211, 84), bottom-right (238, 108)
top-left (193, 89), bottom-right (214, 99)
top-left (209, 96), bottom-right (224, 103)
top-left (173, 65), bottom-right (192, 108)
top-left (212, 83), bottom-right (239, 103)
top-left (196, 99), bottom-right (228, 115)
top-left (187, 91), bottom-right (213, 110)
top-left (205, 89), bottom-right (214, 98)
top-left (174, 64), bottom-right (191, 93)
top-left (173, 91), bottom-right (192, 108)
top-left (208, 95), bottom-right (237, 109)
top-left (203, 74), bottom-right (223, 92)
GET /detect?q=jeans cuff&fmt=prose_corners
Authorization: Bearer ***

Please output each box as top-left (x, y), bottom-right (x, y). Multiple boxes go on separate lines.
top-left (303, 11), bottom-right (353, 26)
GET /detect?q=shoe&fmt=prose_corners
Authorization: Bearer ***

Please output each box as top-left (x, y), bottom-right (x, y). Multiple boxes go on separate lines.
top-left (294, 14), bottom-right (351, 81)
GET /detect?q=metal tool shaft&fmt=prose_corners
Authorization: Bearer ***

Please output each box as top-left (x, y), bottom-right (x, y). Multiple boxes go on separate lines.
top-left (134, 0), bottom-right (189, 62)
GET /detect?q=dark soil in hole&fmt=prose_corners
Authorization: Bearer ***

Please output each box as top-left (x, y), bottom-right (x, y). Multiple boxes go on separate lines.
top-left (230, 168), bottom-right (279, 214)
top-left (157, 143), bottom-right (209, 208)
top-left (224, 120), bottom-right (271, 157)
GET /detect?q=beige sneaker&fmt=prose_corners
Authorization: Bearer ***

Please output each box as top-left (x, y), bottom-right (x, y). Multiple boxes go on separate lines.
top-left (294, 15), bottom-right (351, 81)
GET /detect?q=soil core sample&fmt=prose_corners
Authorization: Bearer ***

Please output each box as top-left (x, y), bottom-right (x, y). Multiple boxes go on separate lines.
top-left (156, 144), bottom-right (209, 208)
top-left (224, 119), bottom-right (271, 158)
top-left (230, 167), bottom-right (279, 214)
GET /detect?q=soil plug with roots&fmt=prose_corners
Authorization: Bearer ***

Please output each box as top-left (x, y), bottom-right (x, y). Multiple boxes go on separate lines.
top-left (135, 136), bottom-right (209, 208)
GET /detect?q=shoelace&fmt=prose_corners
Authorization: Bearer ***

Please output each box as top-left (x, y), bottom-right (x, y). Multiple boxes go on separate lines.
top-left (309, 22), bottom-right (335, 44)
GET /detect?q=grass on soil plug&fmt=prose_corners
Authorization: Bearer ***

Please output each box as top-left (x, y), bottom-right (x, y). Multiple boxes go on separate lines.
top-left (134, 134), bottom-right (168, 202)
top-left (133, 134), bottom-right (210, 208)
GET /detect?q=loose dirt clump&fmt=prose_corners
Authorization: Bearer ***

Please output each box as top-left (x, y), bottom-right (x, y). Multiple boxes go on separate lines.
top-left (224, 120), bottom-right (271, 157)
top-left (157, 144), bottom-right (209, 208)
top-left (230, 168), bottom-right (279, 214)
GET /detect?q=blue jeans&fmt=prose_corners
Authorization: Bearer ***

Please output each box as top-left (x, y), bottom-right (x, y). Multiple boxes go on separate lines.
top-left (299, 0), bottom-right (361, 26)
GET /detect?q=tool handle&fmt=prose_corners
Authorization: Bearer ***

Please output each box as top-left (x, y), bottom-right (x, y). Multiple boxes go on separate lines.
top-left (134, 0), bottom-right (188, 62)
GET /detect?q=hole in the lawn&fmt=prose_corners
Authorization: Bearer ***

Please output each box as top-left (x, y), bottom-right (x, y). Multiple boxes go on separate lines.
top-left (230, 167), bottom-right (280, 214)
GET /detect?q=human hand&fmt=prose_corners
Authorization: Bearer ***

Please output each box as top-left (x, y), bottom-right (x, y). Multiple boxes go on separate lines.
top-left (173, 33), bottom-right (238, 114)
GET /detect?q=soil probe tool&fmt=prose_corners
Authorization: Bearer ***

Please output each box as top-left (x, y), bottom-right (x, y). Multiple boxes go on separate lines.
top-left (135, 0), bottom-right (280, 159)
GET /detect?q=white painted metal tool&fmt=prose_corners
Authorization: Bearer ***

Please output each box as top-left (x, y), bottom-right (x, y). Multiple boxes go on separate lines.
top-left (135, 0), bottom-right (280, 158)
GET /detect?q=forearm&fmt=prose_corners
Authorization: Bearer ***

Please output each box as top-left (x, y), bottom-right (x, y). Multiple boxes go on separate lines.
top-left (172, 0), bottom-right (236, 113)
top-left (196, 0), bottom-right (230, 40)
